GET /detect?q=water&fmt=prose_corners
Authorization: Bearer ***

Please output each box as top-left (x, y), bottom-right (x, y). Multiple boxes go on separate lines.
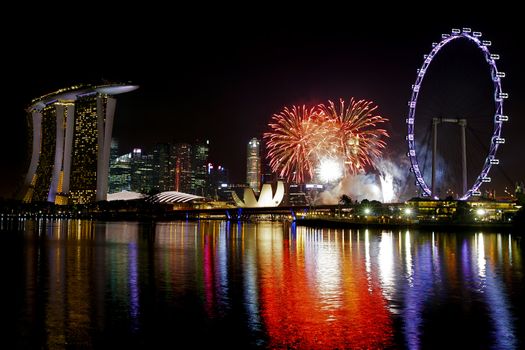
top-left (0, 219), bottom-right (523, 349)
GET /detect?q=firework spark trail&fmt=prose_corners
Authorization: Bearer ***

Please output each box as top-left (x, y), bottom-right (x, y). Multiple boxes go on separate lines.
top-left (264, 99), bottom-right (389, 183)
top-left (321, 98), bottom-right (389, 175)
top-left (264, 105), bottom-right (328, 183)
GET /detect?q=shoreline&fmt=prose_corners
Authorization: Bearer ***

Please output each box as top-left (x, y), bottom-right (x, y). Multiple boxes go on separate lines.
top-left (296, 217), bottom-right (518, 233)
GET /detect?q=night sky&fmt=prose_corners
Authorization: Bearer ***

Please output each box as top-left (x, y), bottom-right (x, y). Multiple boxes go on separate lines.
top-left (2, 11), bottom-right (524, 199)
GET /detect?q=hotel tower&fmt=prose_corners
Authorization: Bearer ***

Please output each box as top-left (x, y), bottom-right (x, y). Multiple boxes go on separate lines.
top-left (21, 83), bottom-right (138, 204)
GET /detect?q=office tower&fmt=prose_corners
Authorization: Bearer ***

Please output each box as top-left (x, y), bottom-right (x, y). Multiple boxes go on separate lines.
top-left (153, 143), bottom-right (173, 192)
top-left (22, 83), bottom-right (138, 204)
top-left (110, 139), bottom-right (119, 164)
top-left (130, 148), bottom-right (155, 194)
top-left (260, 139), bottom-right (276, 184)
top-left (207, 163), bottom-right (229, 199)
top-left (109, 151), bottom-right (132, 193)
top-left (246, 138), bottom-right (261, 193)
top-left (173, 143), bottom-right (192, 193)
top-left (191, 140), bottom-right (209, 196)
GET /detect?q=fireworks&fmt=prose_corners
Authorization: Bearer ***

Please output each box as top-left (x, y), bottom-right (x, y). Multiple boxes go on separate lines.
top-left (264, 98), bottom-right (389, 183)
top-left (264, 105), bottom-right (323, 183)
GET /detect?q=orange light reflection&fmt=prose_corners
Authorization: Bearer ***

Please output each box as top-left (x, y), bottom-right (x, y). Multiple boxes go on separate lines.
top-left (259, 226), bottom-right (393, 349)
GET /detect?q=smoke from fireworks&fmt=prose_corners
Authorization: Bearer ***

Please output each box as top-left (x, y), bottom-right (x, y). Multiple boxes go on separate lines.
top-left (316, 158), bottom-right (411, 204)
top-left (264, 98), bottom-right (389, 183)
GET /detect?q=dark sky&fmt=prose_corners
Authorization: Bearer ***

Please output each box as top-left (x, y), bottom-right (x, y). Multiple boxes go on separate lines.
top-left (1, 10), bottom-right (524, 199)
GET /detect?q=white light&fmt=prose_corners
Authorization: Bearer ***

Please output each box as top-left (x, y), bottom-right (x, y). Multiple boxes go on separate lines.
top-left (364, 208), bottom-right (371, 215)
top-left (404, 208), bottom-right (412, 215)
top-left (317, 159), bottom-right (343, 183)
top-left (476, 208), bottom-right (486, 216)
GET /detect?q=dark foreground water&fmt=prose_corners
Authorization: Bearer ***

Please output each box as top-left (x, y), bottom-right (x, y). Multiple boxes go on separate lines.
top-left (0, 219), bottom-right (523, 349)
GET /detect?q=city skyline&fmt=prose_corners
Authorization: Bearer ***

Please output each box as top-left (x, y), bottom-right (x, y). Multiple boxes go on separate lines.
top-left (2, 14), bottom-right (525, 199)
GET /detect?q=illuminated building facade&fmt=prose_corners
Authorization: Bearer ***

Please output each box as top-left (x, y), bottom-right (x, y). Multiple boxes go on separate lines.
top-left (109, 152), bottom-right (132, 193)
top-left (22, 83), bottom-right (138, 204)
top-left (406, 198), bottom-right (518, 222)
top-left (191, 140), bottom-right (209, 196)
top-left (153, 143), bottom-right (173, 192)
top-left (173, 143), bottom-right (192, 193)
top-left (131, 149), bottom-right (155, 193)
top-left (261, 141), bottom-right (276, 185)
top-left (246, 138), bottom-right (261, 193)
top-left (206, 163), bottom-right (229, 199)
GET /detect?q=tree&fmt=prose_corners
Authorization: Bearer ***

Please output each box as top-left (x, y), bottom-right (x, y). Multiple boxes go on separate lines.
top-left (339, 194), bottom-right (352, 206)
top-left (453, 200), bottom-right (471, 223)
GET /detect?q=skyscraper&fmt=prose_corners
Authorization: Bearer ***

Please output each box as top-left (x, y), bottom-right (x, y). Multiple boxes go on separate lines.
top-left (21, 83), bottom-right (138, 204)
top-left (153, 143), bottom-right (173, 192)
top-left (130, 148), bottom-right (155, 193)
top-left (109, 151), bottom-right (132, 193)
top-left (246, 138), bottom-right (261, 193)
top-left (173, 143), bottom-right (192, 193)
top-left (191, 140), bottom-right (209, 196)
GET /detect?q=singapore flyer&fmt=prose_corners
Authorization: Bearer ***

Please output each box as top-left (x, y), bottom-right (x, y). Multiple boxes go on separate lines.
top-left (406, 28), bottom-right (508, 200)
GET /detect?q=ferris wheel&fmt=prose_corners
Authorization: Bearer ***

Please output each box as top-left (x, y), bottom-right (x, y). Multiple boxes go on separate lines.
top-left (406, 28), bottom-right (508, 200)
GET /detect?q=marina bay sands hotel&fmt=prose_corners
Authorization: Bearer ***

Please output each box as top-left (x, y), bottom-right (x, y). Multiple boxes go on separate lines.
top-left (21, 83), bottom-right (138, 204)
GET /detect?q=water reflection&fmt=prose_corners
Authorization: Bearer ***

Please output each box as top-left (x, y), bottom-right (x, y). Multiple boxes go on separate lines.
top-left (259, 226), bottom-right (394, 348)
top-left (1, 219), bottom-right (522, 348)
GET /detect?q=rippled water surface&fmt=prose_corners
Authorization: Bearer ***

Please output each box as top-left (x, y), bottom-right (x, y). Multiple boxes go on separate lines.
top-left (0, 219), bottom-right (523, 349)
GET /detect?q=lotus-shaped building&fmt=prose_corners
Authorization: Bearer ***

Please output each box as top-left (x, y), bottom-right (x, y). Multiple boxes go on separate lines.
top-left (232, 181), bottom-right (284, 208)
